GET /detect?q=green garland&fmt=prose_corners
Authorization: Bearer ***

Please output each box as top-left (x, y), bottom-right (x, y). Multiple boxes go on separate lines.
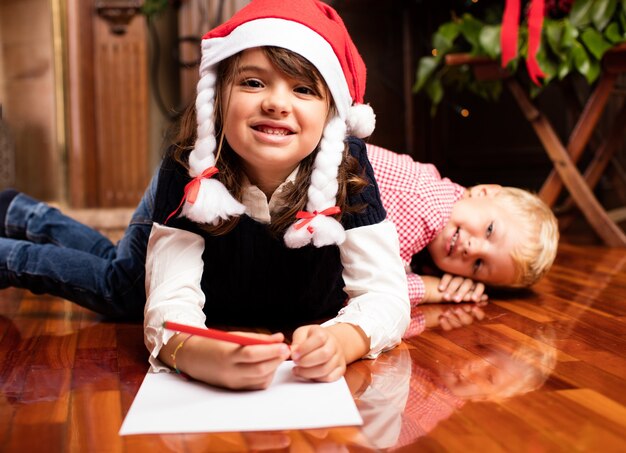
top-left (141, 0), bottom-right (170, 20)
top-left (414, 0), bottom-right (626, 114)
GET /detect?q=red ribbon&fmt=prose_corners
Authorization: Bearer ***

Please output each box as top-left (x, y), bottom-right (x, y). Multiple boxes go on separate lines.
top-left (500, 0), bottom-right (520, 69)
top-left (165, 166), bottom-right (219, 224)
top-left (526, 0), bottom-right (546, 85)
top-left (294, 206), bottom-right (341, 234)
top-left (500, 0), bottom-right (545, 86)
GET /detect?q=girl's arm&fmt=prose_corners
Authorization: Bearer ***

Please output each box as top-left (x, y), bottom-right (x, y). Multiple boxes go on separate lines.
top-left (320, 220), bottom-right (411, 358)
top-left (144, 223), bottom-right (208, 372)
top-left (158, 331), bottom-right (290, 390)
top-left (289, 322), bottom-right (370, 382)
top-left (290, 220), bottom-right (409, 382)
top-left (143, 224), bottom-right (289, 389)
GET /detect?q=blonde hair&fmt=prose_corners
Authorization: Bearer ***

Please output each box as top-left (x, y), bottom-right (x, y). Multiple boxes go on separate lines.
top-left (469, 326), bottom-right (557, 402)
top-left (494, 187), bottom-right (559, 287)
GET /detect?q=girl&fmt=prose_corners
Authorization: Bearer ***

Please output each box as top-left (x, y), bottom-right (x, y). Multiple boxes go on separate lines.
top-left (143, 0), bottom-right (410, 390)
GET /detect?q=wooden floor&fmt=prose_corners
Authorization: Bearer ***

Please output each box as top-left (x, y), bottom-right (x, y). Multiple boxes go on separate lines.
top-left (1, 240), bottom-right (625, 452)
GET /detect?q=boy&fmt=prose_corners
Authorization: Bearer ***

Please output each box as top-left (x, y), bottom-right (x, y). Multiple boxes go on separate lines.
top-left (0, 143), bottom-right (558, 335)
top-left (365, 144), bottom-right (559, 337)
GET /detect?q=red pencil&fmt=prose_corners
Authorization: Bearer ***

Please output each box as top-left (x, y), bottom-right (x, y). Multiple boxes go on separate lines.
top-left (163, 321), bottom-right (279, 346)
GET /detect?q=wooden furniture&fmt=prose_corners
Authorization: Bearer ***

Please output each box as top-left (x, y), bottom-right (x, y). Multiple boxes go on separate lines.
top-left (0, 0), bottom-right (60, 200)
top-left (66, 0), bottom-right (150, 208)
top-left (446, 44), bottom-right (626, 246)
top-left (1, 242), bottom-right (625, 451)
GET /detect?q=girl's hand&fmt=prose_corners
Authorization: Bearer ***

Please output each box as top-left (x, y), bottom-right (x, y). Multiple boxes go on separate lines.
top-left (437, 273), bottom-right (488, 303)
top-left (174, 332), bottom-right (291, 390)
top-left (422, 302), bottom-right (487, 331)
top-left (290, 325), bottom-right (346, 383)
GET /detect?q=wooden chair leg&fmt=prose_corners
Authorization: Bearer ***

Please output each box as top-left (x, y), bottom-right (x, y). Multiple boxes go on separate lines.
top-left (538, 72), bottom-right (617, 206)
top-left (558, 99), bottom-right (626, 230)
top-left (507, 79), bottom-right (626, 246)
top-left (580, 101), bottom-right (626, 192)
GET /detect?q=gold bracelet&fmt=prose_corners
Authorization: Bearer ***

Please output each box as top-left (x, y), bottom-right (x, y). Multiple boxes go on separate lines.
top-left (170, 334), bottom-right (193, 374)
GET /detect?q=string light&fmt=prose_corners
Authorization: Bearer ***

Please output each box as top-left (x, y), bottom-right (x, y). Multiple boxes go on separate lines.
top-left (440, 100), bottom-right (471, 118)
top-left (453, 104), bottom-right (470, 118)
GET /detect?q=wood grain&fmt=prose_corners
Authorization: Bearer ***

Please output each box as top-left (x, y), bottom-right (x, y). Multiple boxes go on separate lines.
top-left (0, 242), bottom-right (625, 451)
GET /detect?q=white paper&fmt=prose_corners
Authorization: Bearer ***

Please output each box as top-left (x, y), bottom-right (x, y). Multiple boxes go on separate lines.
top-left (119, 362), bottom-right (363, 434)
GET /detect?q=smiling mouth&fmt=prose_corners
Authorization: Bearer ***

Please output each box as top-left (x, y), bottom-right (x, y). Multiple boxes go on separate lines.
top-left (254, 126), bottom-right (293, 136)
top-left (448, 227), bottom-right (460, 256)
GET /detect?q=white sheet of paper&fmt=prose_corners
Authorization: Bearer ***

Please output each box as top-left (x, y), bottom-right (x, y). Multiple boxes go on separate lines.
top-left (119, 362), bottom-right (363, 434)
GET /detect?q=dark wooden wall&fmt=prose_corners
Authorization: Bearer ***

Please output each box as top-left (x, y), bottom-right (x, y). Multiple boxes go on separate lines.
top-left (2, 0), bottom-right (624, 213)
top-left (335, 0), bottom-right (560, 192)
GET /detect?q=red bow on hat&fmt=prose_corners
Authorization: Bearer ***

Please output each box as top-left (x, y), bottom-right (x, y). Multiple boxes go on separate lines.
top-left (501, 0), bottom-right (546, 85)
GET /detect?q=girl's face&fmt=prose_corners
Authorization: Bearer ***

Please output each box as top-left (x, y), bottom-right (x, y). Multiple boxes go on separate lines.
top-left (221, 48), bottom-right (330, 191)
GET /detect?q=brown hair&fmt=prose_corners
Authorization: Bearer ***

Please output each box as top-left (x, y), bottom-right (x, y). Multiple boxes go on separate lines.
top-left (170, 46), bottom-right (367, 236)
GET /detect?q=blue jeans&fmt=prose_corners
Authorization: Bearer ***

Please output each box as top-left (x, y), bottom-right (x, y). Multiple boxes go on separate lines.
top-left (0, 174), bottom-right (158, 320)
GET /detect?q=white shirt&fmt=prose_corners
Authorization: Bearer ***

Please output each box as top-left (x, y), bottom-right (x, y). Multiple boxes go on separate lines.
top-left (144, 170), bottom-right (410, 371)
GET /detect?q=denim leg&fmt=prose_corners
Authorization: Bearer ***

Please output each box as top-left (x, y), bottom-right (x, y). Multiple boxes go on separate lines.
top-left (5, 194), bottom-right (115, 258)
top-left (107, 170), bottom-right (158, 318)
top-left (0, 237), bottom-right (132, 318)
top-left (0, 172), bottom-right (158, 319)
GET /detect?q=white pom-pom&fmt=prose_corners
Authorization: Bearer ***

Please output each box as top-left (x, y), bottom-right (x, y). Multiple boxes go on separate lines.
top-left (284, 225), bottom-right (313, 248)
top-left (181, 178), bottom-right (245, 225)
top-left (310, 216), bottom-right (346, 247)
top-left (283, 215), bottom-right (346, 249)
top-left (346, 103), bottom-right (376, 138)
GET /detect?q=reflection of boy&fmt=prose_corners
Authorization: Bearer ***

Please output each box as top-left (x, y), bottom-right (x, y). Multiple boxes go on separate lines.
top-left (366, 144), bottom-right (559, 337)
top-left (346, 330), bottom-right (556, 450)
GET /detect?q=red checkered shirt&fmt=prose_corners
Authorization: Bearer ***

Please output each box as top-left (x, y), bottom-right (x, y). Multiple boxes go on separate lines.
top-left (393, 365), bottom-right (466, 448)
top-left (366, 144), bottom-right (465, 337)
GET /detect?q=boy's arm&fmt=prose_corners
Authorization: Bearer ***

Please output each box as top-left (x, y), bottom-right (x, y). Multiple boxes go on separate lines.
top-left (421, 274), bottom-right (489, 304)
top-left (406, 271), bottom-right (426, 306)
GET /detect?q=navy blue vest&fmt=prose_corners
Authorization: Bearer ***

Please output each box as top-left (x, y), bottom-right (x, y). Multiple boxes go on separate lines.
top-left (153, 137), bottom-right (386, 331)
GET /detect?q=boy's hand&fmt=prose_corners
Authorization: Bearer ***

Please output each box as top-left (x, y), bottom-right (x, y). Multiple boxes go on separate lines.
top-left (423, 274), bottom-right (488, 303)
top-left (422, 302), bottom-right (487, 331)
top-left (290, 325), bottom-right (347, 383)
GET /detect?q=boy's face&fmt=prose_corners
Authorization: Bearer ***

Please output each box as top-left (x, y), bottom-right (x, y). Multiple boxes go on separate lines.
top-left (426, 185), bottom-right (527, 286)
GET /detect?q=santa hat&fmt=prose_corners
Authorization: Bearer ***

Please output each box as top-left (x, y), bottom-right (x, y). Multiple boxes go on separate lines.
top-left (180, 0), bottom-right (376, 248)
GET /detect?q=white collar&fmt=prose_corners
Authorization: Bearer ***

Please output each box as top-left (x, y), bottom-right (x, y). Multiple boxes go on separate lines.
top-left (241, 166), bottom-right (299, 223)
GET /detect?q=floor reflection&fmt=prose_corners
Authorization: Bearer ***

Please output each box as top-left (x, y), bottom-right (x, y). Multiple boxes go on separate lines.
top-left (2, 240), bottom-right (624, 452)
top-left (347, 324), bottom-right (557, 450)
top-left (439, 327), bottom-right (556, 402)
